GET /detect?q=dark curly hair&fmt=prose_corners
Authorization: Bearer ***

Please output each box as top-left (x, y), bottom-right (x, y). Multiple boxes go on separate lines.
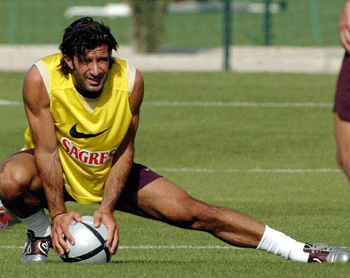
top-left (59, 17), bottom-right (118, 75)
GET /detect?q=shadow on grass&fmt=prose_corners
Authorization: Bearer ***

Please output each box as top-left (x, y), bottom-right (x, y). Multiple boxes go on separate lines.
top-left (111, 258), bottom-right (213, 265)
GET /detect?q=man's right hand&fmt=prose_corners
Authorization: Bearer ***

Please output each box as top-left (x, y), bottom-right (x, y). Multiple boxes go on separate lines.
top-left (51, 211), bottom-right (82, 255)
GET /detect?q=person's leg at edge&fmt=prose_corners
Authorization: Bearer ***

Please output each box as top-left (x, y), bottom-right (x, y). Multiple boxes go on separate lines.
top-left (334, 113), bottom-right (350, 179)
top-left (334, 52), bottom-right (350, 179)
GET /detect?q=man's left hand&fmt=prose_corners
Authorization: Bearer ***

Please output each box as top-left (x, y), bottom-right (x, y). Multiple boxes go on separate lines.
top-left (93, 210), bottom-right (119, 255)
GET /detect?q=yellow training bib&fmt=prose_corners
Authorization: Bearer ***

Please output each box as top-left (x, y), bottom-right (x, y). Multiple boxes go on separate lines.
top-left (24, 54), bottom-right (132, 204)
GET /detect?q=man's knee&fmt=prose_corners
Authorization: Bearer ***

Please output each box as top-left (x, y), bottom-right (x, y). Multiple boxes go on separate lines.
top-left (0, 160), bottom-right (37, 200)
top-left (159, 198), bottom-right (218, 230)
top-left (186, 200), bottom-right (221, 231)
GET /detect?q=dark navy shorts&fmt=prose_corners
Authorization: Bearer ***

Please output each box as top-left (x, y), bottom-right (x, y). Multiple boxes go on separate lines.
top-left (334, 51), bottom-right (350, 121)
top-left (18, 149), bottom-right (162, 205)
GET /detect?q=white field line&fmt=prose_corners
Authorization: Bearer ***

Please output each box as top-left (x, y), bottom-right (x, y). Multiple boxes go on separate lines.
top-left (142, 101), bottom-right (333, 108)
top-left (0, 100), bottom-right (334, 108)
top-left (0, 100), bottom-right (22, 106)
top-left (3, 244), bottom-right (350, 251)
top-left (0, 245), bottom-right (239, 250)
top-left (153, 168), bottom-right (341, 173)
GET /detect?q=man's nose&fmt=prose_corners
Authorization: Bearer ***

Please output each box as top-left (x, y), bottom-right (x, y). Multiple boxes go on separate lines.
top-left (90, 61), bottom-right (100, 76)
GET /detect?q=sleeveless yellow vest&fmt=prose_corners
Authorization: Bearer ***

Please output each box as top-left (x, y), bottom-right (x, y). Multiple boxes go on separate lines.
top-left (24, 54), bottom-right (132, 204)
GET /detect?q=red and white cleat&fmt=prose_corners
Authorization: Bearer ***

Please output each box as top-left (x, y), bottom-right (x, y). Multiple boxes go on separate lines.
top-left (0, 207), bottom-right (13, 229)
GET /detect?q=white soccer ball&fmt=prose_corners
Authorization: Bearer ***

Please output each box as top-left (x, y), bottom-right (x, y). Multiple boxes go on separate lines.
top-left (59, 215), bottom-right (111, 263)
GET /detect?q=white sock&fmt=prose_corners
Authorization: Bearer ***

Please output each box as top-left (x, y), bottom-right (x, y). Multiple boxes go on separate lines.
top-left (257, 225), bottom-right (309, 262)
top-left (19, 208), bottom-right (52, 238)
top-left (289, 242), bottom-right (310, 263)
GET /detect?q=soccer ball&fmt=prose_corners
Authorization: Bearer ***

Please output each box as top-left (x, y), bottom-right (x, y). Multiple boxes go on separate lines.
top-left (59, 215), bottom-right (111, 263)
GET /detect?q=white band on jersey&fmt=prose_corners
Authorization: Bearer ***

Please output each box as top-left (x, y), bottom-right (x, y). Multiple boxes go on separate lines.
top-left (126, 60), bottom-right (136, 96)
top-left (34, 60), bottom-right (51, 97)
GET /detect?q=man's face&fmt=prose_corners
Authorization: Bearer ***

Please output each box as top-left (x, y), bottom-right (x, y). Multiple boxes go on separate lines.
top-left (64, 45), bottom-right (110, 98)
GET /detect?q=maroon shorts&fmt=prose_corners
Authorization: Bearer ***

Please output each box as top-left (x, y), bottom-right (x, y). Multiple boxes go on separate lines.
top-left (334, 51), bottom-right (350, 121)
top-left (18, 149), bottom-right (162, 205)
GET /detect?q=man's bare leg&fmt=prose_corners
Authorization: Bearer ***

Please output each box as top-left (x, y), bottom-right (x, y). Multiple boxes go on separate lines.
top-left (125, 177), bottom-right (311, 262)
top-left (0, 152), bottom-right (52, 262)
top-left (0, 152), bottom-right (44, 217)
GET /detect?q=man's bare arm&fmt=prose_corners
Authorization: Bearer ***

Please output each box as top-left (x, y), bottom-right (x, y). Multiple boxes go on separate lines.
top-left (23, 65), bottom-right (81, 254)
top-left (23, 65), bottom-right (66, 218)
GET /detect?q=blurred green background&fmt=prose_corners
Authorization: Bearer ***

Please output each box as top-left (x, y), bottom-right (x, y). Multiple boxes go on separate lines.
top-left (0, 0), bottom-right (344, 48)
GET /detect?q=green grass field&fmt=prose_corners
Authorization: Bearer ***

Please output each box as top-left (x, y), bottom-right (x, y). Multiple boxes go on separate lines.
top-left (1, 71), bottom-right (350, 277)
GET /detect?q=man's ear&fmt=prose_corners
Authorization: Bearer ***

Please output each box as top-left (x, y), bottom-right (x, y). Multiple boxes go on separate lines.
top-left (63, 55), bottom-right (74, 70)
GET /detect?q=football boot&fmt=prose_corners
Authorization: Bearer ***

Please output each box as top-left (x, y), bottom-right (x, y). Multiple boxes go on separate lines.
top-left (304, 243), bottom-right (350, 263)
top-left (21, 230), bottom-right (52, 263)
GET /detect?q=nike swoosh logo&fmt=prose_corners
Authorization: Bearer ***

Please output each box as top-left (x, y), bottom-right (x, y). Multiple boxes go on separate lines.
top-left (69, 124), bottom-right (109, 139)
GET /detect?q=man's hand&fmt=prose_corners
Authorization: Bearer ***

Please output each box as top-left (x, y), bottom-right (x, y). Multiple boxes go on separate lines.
top-left (93, 210), bottom-right (119, 255)
top-left (51, 211), bottom-right (82, 255)
top-left (339, 2), bottom-right (350, 53)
